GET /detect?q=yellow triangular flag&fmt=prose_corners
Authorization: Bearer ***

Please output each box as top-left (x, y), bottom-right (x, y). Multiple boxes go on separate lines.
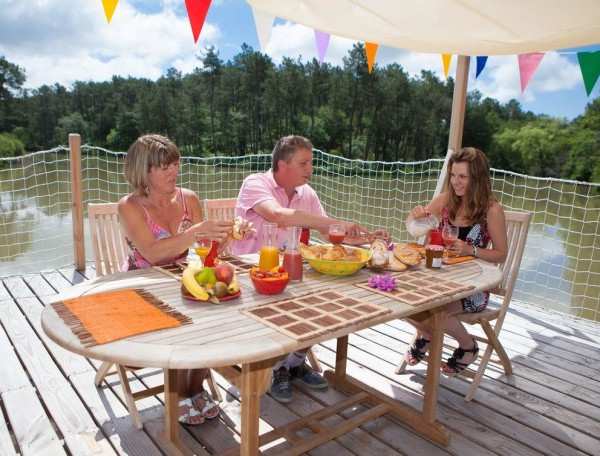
top-left (365, 42), bottom-right (379, 73)
top-left (441, 54), bottom-right (453, 78)
top-left (102, 0), bottom-right (119, 23)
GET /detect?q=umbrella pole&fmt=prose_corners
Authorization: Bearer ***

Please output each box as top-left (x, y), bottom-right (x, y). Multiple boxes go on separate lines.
top-left (434, 55), bottom-right (471, 197)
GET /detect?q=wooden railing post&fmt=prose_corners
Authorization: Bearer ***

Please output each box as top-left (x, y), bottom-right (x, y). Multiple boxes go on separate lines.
top-left (69, 133), bottom-right (85, 271)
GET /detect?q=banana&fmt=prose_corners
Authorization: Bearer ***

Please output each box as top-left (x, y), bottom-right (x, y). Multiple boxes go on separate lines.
top-left (182, 261), bottom-right (209, 301)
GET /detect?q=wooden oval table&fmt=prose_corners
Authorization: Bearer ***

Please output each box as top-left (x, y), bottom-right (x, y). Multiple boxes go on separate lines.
top-left (42, 257), bottom-right (501, 455)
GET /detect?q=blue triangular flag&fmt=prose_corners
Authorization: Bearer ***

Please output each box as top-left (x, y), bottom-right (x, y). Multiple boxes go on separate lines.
top-left (476, 56), bottom-right (488, 79)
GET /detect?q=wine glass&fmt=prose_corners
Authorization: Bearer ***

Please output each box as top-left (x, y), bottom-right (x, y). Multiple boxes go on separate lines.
top-left (442, 224), bottom-right (459, 257)
top-left (194, 237), bottom-right (212, 265)
top-left (328, 224), bottom-right (346, 245)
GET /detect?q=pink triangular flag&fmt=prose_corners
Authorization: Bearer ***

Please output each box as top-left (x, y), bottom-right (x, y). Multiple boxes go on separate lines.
top-left (365, 42), bottom-right (379, 73)
top-left (518, 52), bottom-right (545, 92)
top-left (441, 54), bottom-right (452, 78)
top-left (314, 30), bottom-right (330, 64)
top-left (102, 0), bottom-right (119, 23)
top-left (185, 0), bottom-right (212, 44)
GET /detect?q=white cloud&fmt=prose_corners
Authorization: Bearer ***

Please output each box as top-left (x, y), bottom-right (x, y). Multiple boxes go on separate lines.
top-left (0, 0), bottom-right (220, 88)
top-left (265, 21), bottom-right (355, 65)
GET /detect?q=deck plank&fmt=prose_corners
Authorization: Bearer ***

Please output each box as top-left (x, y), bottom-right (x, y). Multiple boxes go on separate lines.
top-left (4, 268), bottom-right (600, 455)
top-left (340, 329), bottom-right (600, 454)
top-left (0, 297), bottom-right (117, 455)
top-left (0, 403), bottom-right (17, 456)
top-left (3, 386), bottom-right (66, 456)
top-left (318, 339), bottom-right (590, 456)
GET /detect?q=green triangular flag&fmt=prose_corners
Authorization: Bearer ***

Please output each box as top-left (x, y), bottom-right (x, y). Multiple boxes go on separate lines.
top-left (577, 51), bottom-right (600, 96)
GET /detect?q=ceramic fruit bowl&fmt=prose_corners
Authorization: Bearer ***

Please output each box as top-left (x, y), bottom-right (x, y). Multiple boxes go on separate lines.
top-left (301, 246), bottom-right (371, 276)
top-left (250, 267), bottom-right (289, 295)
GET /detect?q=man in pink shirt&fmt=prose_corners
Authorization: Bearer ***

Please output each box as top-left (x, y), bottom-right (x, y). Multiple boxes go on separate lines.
top-left (233, 136), bottom-right (363, 255)
top-left (232, 135), bottom-right (367, 403)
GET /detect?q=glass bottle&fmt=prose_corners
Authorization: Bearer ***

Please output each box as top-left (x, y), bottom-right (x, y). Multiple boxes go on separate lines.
top-left (283, 226), bottom-right (303, 281)
top-left (259, 223), bottom-right (280, 271)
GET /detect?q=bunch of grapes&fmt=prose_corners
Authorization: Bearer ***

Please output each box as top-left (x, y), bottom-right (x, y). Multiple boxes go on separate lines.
top-left (367, 273), bottom-right (396, 292)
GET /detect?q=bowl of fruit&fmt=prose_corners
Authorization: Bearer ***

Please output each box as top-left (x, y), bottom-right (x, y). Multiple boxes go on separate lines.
top-left (250, 266), bottom-right (289, 295)
top-left (181, 261), bottom-right (240, 303)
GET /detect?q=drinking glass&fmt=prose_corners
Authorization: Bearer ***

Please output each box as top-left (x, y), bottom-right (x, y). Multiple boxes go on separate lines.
top-left (194, 238), bottom-right (212, 265)
top-left (442, 224), bottom-right (459, 257)
top-left (328, 224), bottom-right (346, 245)
top-left (259, 223), bottom-right (280, 271)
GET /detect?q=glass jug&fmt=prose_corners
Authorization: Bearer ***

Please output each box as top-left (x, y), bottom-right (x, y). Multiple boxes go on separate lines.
top-left (283, 226), bottom-right (303, 281)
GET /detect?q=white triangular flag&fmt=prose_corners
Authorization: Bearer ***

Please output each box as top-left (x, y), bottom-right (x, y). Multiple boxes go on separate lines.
top-left (250, 6), bottom-right (275, 51)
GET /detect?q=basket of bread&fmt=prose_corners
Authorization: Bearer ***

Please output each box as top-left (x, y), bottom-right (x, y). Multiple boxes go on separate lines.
top-left (368, 240), bottom-right (423, 271)
top-left (299, 243), bottom-right (372, 276)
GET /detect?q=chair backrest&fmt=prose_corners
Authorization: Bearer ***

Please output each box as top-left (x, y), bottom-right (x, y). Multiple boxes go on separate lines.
top-left (88, 203), bottom-right (128, 276)
top-left (203, 198), bottom-right (237, 221)
top-left (493, 210), bottom-right (531, 326)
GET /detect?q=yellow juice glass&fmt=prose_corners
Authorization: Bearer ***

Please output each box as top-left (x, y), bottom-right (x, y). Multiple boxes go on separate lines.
top-left (195, 246), bottom-right (211, 260)
top-left (259, 246), bottom-right (280, 271)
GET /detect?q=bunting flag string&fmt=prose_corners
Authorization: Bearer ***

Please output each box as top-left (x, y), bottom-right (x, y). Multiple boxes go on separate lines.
top-left (577, 51), bottom-right (600, 96)
top-left (250, 5), bottom-right (275, 51)
top-left (518, 52), bottom-right (545, 92)
top-left (101, 0), bottom-right (119, 23)
top-left (365, 42), bottom-right (379, 73)
top-left (185, 0), bottom-right (212, 44)
top-left (314, 30), bottom-right (330, 64)
top-left (96, 5), bottom-right (599, 98)
top-left (475, 56), bottom-right (488, 78)
top-left (441, 54), bottom-right (452, 78)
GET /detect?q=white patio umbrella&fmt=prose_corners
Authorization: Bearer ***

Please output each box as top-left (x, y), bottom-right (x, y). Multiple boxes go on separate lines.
top-left (246, 0), bottom-right (600, 190)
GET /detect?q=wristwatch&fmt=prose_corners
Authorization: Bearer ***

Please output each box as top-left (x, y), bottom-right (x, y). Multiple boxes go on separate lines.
top-left (472, 245), bottom-right (478, 258)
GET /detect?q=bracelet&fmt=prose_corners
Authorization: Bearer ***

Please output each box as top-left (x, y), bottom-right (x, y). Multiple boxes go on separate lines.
top-left (472, 245), bottom-right (478, 257)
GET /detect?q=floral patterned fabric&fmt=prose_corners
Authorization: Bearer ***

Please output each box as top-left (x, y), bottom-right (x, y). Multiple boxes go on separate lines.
top-left (440, 207), bottom-right (490, 313)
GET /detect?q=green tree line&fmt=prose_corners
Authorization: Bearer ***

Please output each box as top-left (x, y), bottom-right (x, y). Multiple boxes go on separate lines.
top-left (1, 44), bottom-right (599, 181)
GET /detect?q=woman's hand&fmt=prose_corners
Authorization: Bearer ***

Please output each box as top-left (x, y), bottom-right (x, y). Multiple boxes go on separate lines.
top-left (448, 239), bottom-right (471, 257)
top-left (192, 220), bottom-right (234, 243)
top-left (410, 205), bottom-right (429, 220)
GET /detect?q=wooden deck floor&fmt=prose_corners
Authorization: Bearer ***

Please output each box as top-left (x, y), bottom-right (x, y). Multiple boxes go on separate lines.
top-left (1, 266), bottom-right (599, 456)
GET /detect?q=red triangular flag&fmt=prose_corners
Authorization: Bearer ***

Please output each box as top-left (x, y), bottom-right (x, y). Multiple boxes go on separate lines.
top-left (185, 0), bottom-right (212, 44)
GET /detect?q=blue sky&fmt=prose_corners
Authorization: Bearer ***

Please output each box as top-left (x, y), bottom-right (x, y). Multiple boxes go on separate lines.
top-left (1, 0), bottom-right (598, 120)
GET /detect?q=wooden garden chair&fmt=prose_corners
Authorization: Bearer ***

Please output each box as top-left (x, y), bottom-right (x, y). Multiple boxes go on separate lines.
top-left (204, 198), bottom-right (323, 373)
top-left (396, 210), bottom-right (532, 401)
top-left (88, 202), bottom-right (221, 429)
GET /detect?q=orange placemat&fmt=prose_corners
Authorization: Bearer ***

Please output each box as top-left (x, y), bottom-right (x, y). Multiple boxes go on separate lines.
top-left (52, 289), bottom-right (191, 347)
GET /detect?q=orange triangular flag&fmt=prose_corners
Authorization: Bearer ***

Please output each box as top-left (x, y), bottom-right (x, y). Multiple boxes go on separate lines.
top-left (365, 42), bottom-right (379, 73)
top-left (441, 54), bottom-right (452, 78)
top-left (102, 0), bottom-right (119, 23)
top-left (185, 0), bottom-right (212, 44)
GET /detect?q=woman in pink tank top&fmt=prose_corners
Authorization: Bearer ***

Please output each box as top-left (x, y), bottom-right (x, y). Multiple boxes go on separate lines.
top-left (118, 134), bottom-right (233, 424)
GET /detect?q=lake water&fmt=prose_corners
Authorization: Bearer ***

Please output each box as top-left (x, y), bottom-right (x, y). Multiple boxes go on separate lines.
top-left (1, 150), bottom-right (598, 321)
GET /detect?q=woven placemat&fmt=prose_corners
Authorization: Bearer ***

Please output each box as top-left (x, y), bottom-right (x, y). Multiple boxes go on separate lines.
top-left (242, 290), bottom-right (391, 341)
top-left (52, 288), bottom-right (191, 347)
top-left (355, 267), bottom-right (476, 306)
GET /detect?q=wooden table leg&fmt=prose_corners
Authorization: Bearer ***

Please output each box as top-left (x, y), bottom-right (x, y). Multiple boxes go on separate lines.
top-left (423, 308), bottom-right (447, 423)
top-left (335, 336), bottom-right (348, 383)
top-left (240, 359), bottom-right (274, 456)
top-left (163, 369), bottom-right (184, 454)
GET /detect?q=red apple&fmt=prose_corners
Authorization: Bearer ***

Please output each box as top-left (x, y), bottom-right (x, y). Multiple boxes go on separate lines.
top-left (214, 263), bottom-right (235, 285)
